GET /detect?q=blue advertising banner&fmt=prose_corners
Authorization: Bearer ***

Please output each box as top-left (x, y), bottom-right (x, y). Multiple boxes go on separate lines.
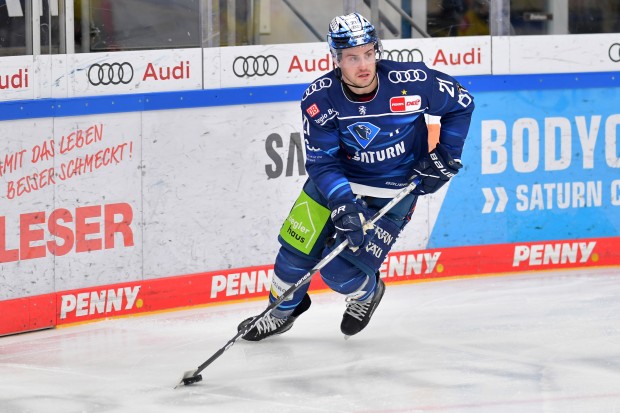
top-left (434, 86), bottom-right (620, 247)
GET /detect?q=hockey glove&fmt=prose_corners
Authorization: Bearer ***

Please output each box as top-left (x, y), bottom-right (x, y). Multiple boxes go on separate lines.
top-left (330, 201), bottom-right (367, 248)
top-left (411, 143), bottom-right (462, 195)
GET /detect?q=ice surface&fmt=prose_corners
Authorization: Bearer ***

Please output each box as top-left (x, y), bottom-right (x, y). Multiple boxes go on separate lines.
top-left (1, 267), bottom-right (620, 413)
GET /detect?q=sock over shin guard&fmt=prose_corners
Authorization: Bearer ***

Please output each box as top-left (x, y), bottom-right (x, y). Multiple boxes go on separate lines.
top-left (270, 248), bottom-right (317, 317)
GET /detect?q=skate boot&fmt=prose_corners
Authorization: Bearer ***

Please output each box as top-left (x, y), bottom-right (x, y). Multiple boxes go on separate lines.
top-left (238, 293), bottom-right (311, 341)
top-left (341, 275), bottom-right (385, 337)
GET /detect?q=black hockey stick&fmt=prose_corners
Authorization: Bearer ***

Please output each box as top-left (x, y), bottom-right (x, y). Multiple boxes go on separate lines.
top-left (176, 179), bottom-right (419, 387)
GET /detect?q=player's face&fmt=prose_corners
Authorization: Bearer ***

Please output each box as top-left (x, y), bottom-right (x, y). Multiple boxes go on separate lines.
top-left (338, 43), bottom-right (378, 93)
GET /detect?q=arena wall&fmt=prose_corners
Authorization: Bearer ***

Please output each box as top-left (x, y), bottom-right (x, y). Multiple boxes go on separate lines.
top-left (1, 34), bottom-right (619, 335)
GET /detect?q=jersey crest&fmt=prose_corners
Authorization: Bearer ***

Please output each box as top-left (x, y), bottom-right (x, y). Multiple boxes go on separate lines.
top-left (347, 122), bottom-right (380, 148)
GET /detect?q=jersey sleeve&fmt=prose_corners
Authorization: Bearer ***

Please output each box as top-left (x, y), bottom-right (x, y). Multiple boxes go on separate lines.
top-left (425, 68), bottom-right (475, 161)
top-left (301, 98), bottom-right (355, 208)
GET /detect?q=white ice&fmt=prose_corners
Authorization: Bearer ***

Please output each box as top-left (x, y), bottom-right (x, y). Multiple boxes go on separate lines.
top-left (1, 267), bottom-right (620, 413)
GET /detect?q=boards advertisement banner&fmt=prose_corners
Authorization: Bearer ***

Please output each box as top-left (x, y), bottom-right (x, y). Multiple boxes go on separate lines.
top-left (203, 36), bottom-right (491, 89)
top-left (1, 34), bottom-right (619, 335)
top-left (439, 87), bottom-right (620, 247)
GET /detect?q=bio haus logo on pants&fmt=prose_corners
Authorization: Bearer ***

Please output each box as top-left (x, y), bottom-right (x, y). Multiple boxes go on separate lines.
top-left (279, 190), bottom-right (330, 254)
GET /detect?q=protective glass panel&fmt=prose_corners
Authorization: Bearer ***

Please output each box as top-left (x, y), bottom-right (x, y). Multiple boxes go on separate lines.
top-left (0, 0), bottom-right (28, 56)
top-left (255, 1), bottom-right (428, 45)
top-left (5, 0), bottom-right (620, 56)
top-left (40, 0), bottom-right (62, 54)
top-left (427, 0), bottom-right (620, 37)
top-left (568, 0), bottom-right (620, 34)
top-left (510, 0), bottom-right (620, 35)
top-left (427, 0), bottom-right (490, 36)
top-left (74, 0), bottom-right (201, 52)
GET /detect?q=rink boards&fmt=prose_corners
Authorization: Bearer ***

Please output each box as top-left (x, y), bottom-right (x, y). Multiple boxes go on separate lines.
top-left (1, 35), bottom-right (620, 335)
top-left (2, 235), bottom-right (617, 332)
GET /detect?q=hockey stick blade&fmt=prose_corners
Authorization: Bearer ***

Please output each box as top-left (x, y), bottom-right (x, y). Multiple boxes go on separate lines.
top-left (175, 180), bottom-right (419, 387)
top-left (175, 369), bottom-right (203, 388)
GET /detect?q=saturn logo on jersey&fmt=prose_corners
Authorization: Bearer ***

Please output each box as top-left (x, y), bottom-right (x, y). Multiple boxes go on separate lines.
top-left (347, 122), bottom-right (381, 148)
top-left (390, 95), bottom-right (422, 112)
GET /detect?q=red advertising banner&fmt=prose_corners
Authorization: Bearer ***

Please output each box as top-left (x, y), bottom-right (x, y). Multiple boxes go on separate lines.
top-left (1, 236), bottom-right (619, 336)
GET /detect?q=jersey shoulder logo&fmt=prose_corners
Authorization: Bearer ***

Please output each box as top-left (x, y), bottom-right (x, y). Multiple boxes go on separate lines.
top-left (302, 78), bottom-right (332, 101)
top-left (306, 103), bottom-right (320, 117)
top-left (347, 122), bottom-right (380, 149)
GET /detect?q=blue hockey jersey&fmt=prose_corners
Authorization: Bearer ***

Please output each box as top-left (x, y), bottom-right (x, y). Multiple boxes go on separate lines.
top-left (300, 59), bottom-right (474, 207)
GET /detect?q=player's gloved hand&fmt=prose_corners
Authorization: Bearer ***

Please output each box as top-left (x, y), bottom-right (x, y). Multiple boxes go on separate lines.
top-left (330, 201), bottom-right (367, 248)
top-left (411, 143), bottom-right (462, 195)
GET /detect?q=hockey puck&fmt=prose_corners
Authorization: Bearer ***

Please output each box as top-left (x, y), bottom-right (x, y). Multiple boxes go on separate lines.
top-left (182, 374), bottom-right (203, 385)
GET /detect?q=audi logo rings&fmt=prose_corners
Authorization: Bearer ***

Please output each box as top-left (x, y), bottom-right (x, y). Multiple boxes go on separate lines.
top-left (233, 55), bottom-right (279, 77)
top-left (88, 62), bottom-right (134, 86)
top-left (302, 78), bottom-right (332, 101)
top-left (388, 69), bottom-right (428, 83)
top-left (383, 48), bottom-right (424, 63)
top-left (609, 43), bottom-right (620, 62)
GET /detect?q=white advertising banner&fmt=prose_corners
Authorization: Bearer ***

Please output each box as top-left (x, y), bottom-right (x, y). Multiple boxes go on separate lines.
top-left (141, 103), bottom-right (311, 277)
top-left (35, 54), bottom-right (69, 99)
top-left (0, 117), bottom-right (55, 298)
top-left (4, 33), bottom-right (618, 103)
top-left (66, 48), bottom-right (203, 97)
top-left (204, 36), bottom-right (492, 89)
top-left (51, 114), bottom-right (143, 292)
top-left (1, 49), bottom-right (204, 102)
top-left (140, 102), bottom-right (434, 278)
top-left (1, 101), bottom-right (437, 297)
top-left (0, 55), bottom-right (34, 101)
top-left (383, 36), bottom-right (492, 76)
top-left (0, 114), bottom-right (142, 300)
top-left (504, 33), bottom-right (620, 74)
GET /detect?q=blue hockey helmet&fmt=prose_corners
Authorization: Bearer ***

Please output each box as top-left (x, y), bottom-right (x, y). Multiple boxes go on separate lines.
top-left (327, 13), bottom-right (382, 62)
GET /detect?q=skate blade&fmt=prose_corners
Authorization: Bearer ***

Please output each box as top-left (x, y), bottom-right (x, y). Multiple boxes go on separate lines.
top-left (344, 335), bottom-right (351, 341)
top-left (174, 369), bottom-right (203, 388)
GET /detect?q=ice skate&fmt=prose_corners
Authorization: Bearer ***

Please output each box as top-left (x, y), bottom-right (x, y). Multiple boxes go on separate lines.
top-left (341, 276), bottom-right (385, 337)
top-left (238, 293), bottom-right (311, 341)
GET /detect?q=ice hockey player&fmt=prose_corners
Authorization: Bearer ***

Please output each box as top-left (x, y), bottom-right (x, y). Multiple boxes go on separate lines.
top-left (238, 12), bottom-right (474, 340)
